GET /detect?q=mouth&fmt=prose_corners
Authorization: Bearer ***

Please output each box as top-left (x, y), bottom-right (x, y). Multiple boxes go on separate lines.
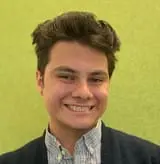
top-left (64, 104), bottom-right (95, 112)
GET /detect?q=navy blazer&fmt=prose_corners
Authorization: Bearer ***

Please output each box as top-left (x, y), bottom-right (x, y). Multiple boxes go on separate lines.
top-left (0, 123), bottom-right (160, 164)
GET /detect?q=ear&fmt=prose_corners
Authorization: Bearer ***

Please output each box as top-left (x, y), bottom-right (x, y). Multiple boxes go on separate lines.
top-left (36, 70), bottom-right (44, 96)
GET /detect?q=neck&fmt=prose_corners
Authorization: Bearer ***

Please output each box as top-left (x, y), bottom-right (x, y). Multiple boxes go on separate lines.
top-left (49, 121), bottom-right (94, 155)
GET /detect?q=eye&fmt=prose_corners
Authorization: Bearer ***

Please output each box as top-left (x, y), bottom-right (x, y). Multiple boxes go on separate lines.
top-left (57, 73), bottom-right (76, 82)
top-left (88, 77), bottom-right (104, 84)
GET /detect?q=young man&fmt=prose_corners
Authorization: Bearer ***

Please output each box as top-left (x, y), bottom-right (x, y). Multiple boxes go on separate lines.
top-left (0, 11), bottom-right (159, 164)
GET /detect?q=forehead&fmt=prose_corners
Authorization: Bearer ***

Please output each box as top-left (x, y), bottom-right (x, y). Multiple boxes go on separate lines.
top-left (47, 41), bottom-right (108, 73)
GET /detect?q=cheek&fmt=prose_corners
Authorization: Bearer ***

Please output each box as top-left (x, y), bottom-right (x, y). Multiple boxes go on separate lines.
top-left (94, 86), bottom-right (109, 106)
top-left (44, 83), bottom-right (73, 103)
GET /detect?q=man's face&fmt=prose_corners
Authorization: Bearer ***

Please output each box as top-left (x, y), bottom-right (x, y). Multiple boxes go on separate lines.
top-left (37, 41), bottom-right (110, 131)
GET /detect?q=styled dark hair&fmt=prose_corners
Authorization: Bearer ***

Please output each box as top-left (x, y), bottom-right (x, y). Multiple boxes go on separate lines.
top-left (32, 11), bottom-right (121, 78)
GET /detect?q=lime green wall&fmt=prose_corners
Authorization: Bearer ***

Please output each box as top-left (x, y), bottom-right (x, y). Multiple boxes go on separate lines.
top-left (0, 0), bottom-right (160, 153)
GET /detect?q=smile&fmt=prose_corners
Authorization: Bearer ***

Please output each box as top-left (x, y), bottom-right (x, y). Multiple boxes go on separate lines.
top-left (64, 104), bottom-right (94, 112)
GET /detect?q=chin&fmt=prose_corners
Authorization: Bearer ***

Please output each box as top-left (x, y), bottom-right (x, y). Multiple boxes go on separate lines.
top-left (67, 121), bottom-right (97, 131)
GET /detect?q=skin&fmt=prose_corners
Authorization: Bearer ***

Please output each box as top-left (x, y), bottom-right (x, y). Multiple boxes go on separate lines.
top-left (36, 41), bottom-right (110, 154)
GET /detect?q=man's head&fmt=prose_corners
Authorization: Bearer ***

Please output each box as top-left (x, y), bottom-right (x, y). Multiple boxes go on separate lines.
top-left (32, 11), bottom-right (120, 133)
top-left (32, 11), bottom-right (120, 79)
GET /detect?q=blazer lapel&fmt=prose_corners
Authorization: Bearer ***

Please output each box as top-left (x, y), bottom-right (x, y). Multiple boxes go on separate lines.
top-left (101, 123), bottom-right (122, 164)
top-left (34, 132), bottom-right (48, 164)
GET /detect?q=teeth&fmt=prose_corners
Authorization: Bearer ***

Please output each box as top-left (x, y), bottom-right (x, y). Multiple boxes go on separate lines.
top-left (67, 105), bottom-right (91, 112)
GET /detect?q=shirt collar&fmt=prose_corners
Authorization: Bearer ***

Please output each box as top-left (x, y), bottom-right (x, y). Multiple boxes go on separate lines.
top-left (82, 120), bottom-right (102, 154)
top-left (45, 120), bottom-right (102, 155)
top-left (45, 126), bottom-right (60, 153)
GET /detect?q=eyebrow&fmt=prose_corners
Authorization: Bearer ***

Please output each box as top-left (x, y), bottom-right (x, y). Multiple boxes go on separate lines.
top-left (90, 71), bottom-right (109, 77)
top-left (53, 66), bottom-right (77, 74)
top-left (53, 66), bottom-right (109, 77)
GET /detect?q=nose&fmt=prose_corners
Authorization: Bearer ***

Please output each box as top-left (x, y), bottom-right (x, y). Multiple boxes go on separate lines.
top-left (72, 80), bottom-right (93, 100)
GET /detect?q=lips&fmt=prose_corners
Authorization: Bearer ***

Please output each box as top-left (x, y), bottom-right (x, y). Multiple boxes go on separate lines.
top-left (64, 104), bottom-right (94, 112)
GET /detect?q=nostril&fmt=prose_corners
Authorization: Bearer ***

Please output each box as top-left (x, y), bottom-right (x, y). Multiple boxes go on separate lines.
top-left (90, 106), bottom-right (94, 110)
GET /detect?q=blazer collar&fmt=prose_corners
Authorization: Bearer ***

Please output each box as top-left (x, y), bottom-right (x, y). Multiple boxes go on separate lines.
top-left (101, 122), bottom-right (122, 164)
top-left (101, 122), bottom-right (112, 164)
top-left (34, 131), bottom-right (48, 164)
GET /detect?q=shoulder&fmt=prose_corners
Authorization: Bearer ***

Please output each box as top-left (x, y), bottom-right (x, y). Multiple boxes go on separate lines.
top-left (102, 125), bottom-right (160, 163)
top-left (0, 136), bottom-right (44, 164)
top-left (113, 127), bottom-right (159, 150)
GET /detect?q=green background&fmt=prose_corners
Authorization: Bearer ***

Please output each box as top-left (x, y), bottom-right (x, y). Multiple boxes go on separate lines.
top-left (0, 0), bottom-right (160, 153)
